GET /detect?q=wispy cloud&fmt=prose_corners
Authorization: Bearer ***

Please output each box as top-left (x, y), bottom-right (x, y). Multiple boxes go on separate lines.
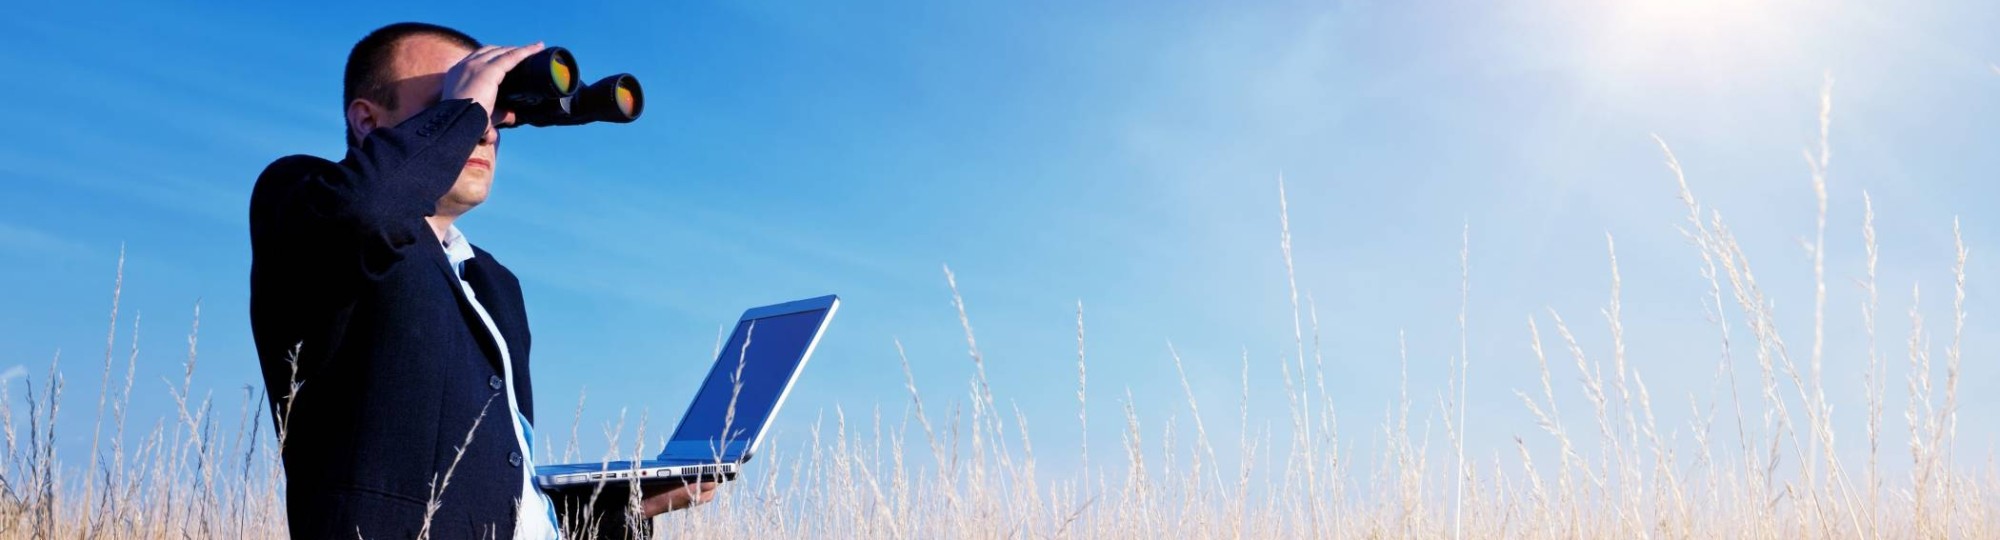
top-left (0, 365), bottom-right (25, 386)
top-left (0, 146), bottom-right (243, 226)
top-left (0, 221), bottom-right (91, 259)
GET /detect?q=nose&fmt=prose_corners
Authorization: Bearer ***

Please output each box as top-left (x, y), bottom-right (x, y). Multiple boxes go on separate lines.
top-left (482, 109), bottom-right (514, 146)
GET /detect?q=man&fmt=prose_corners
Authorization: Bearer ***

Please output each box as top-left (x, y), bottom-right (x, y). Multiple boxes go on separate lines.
top-left (249, 22), bottom-right (716, 539)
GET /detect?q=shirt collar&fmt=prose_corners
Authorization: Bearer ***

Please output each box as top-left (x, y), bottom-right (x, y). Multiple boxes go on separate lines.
top-left (441, 225), bottom-right (476, 275)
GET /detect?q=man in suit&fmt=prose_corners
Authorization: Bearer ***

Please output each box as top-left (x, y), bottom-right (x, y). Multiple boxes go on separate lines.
top-left (249, 22), bottom-right (717, 539)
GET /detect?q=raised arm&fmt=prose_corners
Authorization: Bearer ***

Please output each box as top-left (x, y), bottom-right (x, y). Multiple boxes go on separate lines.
top-left (249, 98), bottom-right (489, 282)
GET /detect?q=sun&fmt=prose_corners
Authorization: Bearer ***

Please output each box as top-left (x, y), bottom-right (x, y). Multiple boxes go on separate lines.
top-left (1578, 0), bottom-right (1809, 91)
top-left (1621, 0), bottom-right (1759, 26)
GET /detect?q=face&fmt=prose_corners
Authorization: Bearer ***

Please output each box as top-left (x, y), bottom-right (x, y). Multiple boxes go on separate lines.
top-left (347, 35), bottom-right (501, 219)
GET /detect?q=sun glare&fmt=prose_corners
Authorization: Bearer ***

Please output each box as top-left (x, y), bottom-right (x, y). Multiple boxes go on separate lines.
top-left (1624, 0), bottom-right (1752, 26)
top-left (1580, 0), bottom-right (1808, 91)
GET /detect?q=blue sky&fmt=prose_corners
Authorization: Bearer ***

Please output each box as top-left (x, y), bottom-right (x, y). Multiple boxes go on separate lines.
top-left (1, 0), bottom-right (1998, 480)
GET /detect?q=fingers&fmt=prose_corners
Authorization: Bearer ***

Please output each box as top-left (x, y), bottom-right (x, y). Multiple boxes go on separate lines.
top-left (683, 485), bottom-right (717, 508)
top-left (682, 482), bottom-right (718, 508)
top-left (441, 42), bottom-right (547, 117)
top-left (484, 42), bottom-right (548, 73)
top-left (673, 482), bottom-right (717, 505)
top-left (465, 43), bottom-right (529, 62)
top-left (646, 488), bottom-right (693, 514)
top-left (639, 482), bottom-right (721, 515)
top-left (455, 42), bottom-right (544, 74)
top-left (454, 45), bottom-right (506, 71)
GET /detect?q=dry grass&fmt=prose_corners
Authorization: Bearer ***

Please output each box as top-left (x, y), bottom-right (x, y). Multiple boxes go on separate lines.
top-left (0, 88), bottom-right (1995, 538)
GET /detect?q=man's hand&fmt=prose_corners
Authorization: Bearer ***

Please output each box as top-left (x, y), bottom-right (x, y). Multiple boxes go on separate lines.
top-left (638, 482), bottom-right (720, 516)
top-left (438, 42), bottom-right (546, 129)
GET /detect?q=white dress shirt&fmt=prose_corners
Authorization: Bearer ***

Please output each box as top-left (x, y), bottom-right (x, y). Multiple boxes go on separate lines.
top-left (442, 225), bottom-right (561, 540)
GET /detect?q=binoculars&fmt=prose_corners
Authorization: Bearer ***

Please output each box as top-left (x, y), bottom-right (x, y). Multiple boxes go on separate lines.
top-left (496, 47), bottom-right (643, 128)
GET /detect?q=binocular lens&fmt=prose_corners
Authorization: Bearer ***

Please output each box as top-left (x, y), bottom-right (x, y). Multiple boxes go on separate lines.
top-left (500, 47), bottom-right (579, 102)
top-left (614, 78), bottom-right (640, 118)
top-left (551, 56), bottom-right (575, 94)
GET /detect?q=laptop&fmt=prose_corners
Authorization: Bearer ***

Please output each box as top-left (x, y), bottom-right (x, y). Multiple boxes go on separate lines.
top-left (533, 294), bottom-right (840, 491)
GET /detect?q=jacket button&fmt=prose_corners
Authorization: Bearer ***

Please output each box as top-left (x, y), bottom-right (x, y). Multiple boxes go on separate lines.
top-left (489, 375), bottom-right (504, 390)
top-left (508, 452), bottom-right (524, 467)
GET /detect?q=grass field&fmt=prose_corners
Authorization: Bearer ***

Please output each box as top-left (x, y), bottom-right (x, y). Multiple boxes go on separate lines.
top-left (0, 90), bottom-right (1992, 539)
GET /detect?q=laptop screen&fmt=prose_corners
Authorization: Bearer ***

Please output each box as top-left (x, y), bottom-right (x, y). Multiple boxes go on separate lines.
top-left (664, 306), bottom-right (829, 460)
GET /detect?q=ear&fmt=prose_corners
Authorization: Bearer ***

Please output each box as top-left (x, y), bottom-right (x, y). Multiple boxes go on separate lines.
top-left (345, 98), bottom-right (387, 141)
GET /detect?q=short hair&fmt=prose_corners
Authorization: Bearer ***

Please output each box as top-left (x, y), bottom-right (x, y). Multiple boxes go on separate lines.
top-left (343, 22), bottom-right (481, 146)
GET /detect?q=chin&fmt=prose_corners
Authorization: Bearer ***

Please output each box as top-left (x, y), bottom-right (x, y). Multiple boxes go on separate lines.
top-left (453, 191), bottom-right (490, 209)
top-left (442, 189), bottom-right (490, 214)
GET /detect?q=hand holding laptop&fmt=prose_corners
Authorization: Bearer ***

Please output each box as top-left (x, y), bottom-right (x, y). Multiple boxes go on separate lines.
top-left (644, 481), bottom-right (720, 514)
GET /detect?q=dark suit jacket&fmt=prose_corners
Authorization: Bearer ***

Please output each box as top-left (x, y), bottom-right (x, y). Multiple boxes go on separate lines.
top-left (249, 99), bottom-right (640, 539)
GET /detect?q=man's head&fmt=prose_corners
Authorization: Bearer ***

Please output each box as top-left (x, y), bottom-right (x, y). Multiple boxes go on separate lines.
top-left (343, 22), bottom-right (500, 219)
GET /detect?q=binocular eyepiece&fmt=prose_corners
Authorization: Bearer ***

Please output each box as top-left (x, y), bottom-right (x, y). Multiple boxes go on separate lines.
top-left (496, 46), bottom-right (644, 128)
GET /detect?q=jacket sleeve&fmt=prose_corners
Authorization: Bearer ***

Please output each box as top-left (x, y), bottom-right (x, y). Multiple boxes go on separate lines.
top-left (250, 98), bottom-right (490, 282)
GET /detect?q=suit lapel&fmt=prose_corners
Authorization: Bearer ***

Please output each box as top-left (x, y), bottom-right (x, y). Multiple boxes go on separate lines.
top-left (432, 245), bottom-right (508, 375)
top-left (461, 256), bottom-right (522, 346)
top-left (461, 253), bottom-right (536, 421)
